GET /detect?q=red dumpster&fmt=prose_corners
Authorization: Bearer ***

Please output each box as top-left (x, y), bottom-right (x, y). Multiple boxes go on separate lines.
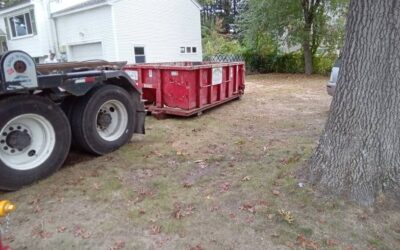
top-left (124, 62), bottom-right (245, 117)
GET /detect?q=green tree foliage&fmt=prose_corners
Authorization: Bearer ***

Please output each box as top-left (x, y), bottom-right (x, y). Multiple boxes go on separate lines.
top-left (202, 18), bottom-right (242, 57)
top-left (199, 0), bottom-right (241, 34)
top-left (238, 0), bottom-right (348, 74)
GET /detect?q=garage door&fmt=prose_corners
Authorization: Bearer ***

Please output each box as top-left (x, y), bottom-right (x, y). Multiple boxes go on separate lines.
top-left (69, 42), bottom-right (103, 61)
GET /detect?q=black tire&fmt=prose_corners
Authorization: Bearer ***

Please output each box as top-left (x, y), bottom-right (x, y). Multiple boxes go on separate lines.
top-left (70, 85), bottom-right (136, 155)
top-left (0, 95), bottom-right (71, 190)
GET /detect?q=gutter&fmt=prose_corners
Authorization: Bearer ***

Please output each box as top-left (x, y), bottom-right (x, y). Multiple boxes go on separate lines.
top-left (0, 2), bottom-right (33, 15)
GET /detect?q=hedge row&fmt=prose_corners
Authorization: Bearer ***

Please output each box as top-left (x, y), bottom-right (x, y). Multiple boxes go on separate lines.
top-left (242, 51), bottom-right (336, 75)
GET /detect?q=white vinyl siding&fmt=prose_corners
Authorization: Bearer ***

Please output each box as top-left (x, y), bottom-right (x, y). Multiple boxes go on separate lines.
top-left (0, 0), bottom-right (202, 63)
top-left (55, 5), bottom-right (117, 62)
top-left (0, 4), bottom-right (52, 58)
top-left (112, 0), bottom-right (202, 63)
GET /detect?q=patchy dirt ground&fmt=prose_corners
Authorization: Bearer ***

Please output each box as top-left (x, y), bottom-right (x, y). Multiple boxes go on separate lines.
top-left (1, 74), bottom-right (400, 250)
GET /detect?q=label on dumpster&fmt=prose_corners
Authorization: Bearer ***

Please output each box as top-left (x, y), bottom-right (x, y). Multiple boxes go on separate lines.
top-left (126, 70), bottom-right (138, 81)
top-left (212, 67), bottom-right (223, 85)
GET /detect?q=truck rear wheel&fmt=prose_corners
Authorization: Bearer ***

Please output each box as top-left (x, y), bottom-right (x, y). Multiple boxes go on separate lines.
top-left (70, 85), bottom-right (136, 155)
top-left (0, 95), bottom-right (71, 190)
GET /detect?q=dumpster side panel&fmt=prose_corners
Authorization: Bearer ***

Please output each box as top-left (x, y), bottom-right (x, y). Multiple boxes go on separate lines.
top-left (162, 70), bottom-right (192, 110)
top-left (123, 62), bottom-right (245, 117)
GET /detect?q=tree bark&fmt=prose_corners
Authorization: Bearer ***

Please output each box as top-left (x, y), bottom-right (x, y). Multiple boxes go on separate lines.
top-left (309, 0), bottom-right (400, 206)
top-left (301, 0), bottom-right (321, 75)
top-left (303, 36), bottom-right (313, 75)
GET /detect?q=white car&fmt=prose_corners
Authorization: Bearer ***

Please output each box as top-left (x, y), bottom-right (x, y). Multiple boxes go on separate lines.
top-left (327, 58), bottom-right (341, 96)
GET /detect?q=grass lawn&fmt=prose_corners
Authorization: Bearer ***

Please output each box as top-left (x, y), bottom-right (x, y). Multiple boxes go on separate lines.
top-left (1, 74), bottom-right (399, 250)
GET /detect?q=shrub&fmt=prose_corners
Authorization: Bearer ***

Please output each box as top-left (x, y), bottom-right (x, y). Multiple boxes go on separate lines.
top-left (243, 50), bottom-right (305, 74)
top-left (243, 49), bottom-right (336, 75)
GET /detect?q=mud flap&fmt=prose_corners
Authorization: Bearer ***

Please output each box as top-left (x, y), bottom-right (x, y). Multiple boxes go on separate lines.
top-left (134, 101), bottom-right (146, 134)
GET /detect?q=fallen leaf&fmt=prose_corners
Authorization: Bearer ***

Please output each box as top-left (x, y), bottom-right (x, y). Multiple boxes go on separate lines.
top-left (326, 239), bottom-right (338, 247)
top-left (93, 183), bottom-right (101, 190)
top-left (73, 225), bottom-right (91, 239)
top-left (150, 225), bottom-right (161, 235)
top-left (241, 176), bottom-right (251, 181)
top-left (219, 182), bottom-right (231, 193)
top-left (278, 209), bottom-right (294, 224)
top-left (183, 182), bottom-right (193, 188)
top-left (240, 203), bottom-right (256, 214)
top-left (31, 225), bottom-right (53, 239)
top-left (272, 190), bottom-right (280, 196)
top-left (190, 245), bottom-right (204, 250)
top-left (57, 226), bottom-right (67, 233)
top-left (235, 139), bottom-right (245, 145)
top-left (110, 240), bottom-right (126, 250)
top-left (296, 234), bottom-right (319, 250)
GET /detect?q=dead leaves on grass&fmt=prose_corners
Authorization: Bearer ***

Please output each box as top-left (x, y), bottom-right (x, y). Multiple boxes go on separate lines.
top-left (219, 182), bottom-right (231, 193)
top-left (189, 244), bottom-right (204, 250)
top-left (110, 240), bottom-right (126, 250)
top-left (296, 234), bottom-right (319, 250)
top-left (150, 224), bottom-right (162, 235)
top-left (240, 203), bottom-right (256, 214)
top-left (240, 200), bottom-right (268, 214)
top-left (73, 225), bottom-right (92, 239)
top-left (172, 202), bottom-right (195, 219)
top-left (31, 224), bottom-right (53, 239)
top-left (56, 226), bottom-right (67, 233)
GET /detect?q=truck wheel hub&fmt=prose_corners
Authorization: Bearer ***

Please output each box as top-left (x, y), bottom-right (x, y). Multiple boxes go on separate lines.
top-left (0, 114), bottom-right (56, 171)
top-left (97, 112), bottom-right (113, 129)
top-left (96, 100), bottom-right (128, 142)
top-left (6, 130), bottom-right (31, 151)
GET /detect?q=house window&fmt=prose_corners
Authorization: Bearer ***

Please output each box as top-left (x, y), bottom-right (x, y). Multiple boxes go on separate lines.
top-left (180, 46), bottom-right (197, 54)
top-left (134, 46), bottom-right (146, 63)
top-left (8, 11), bottom-right (34, 38)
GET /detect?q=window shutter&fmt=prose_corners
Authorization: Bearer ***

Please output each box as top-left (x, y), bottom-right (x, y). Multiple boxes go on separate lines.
top-left (4, 18), bottom-right (10, 40)
top-left (29, 9), bottom-right (37, 35)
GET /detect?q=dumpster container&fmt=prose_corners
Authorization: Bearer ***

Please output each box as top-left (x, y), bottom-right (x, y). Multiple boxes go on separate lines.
top-left (124, 62), bottom-right (245, 118)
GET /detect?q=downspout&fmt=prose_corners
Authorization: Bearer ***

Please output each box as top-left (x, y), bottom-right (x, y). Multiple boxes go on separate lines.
top-left (42, 0), bottom-right (59, 57)
top-left (110, 4), bottom-right (120, 61)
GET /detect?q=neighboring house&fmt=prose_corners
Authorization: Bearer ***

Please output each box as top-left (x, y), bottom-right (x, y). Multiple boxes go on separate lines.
top-left (0, 0), bottom-right (203, 63)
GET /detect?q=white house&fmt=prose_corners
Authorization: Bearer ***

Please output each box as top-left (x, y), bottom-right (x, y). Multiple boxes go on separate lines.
top-left (0, 0), bottom-right (203, 63)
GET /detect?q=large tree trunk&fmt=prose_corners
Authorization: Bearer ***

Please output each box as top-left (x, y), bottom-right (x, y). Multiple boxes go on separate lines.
top-left (301, 0), bottom-right (320, 75)
top-left (303, 40), bottom-right (313, 75)
top-left (309, 0), bottom-right (400, 206)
